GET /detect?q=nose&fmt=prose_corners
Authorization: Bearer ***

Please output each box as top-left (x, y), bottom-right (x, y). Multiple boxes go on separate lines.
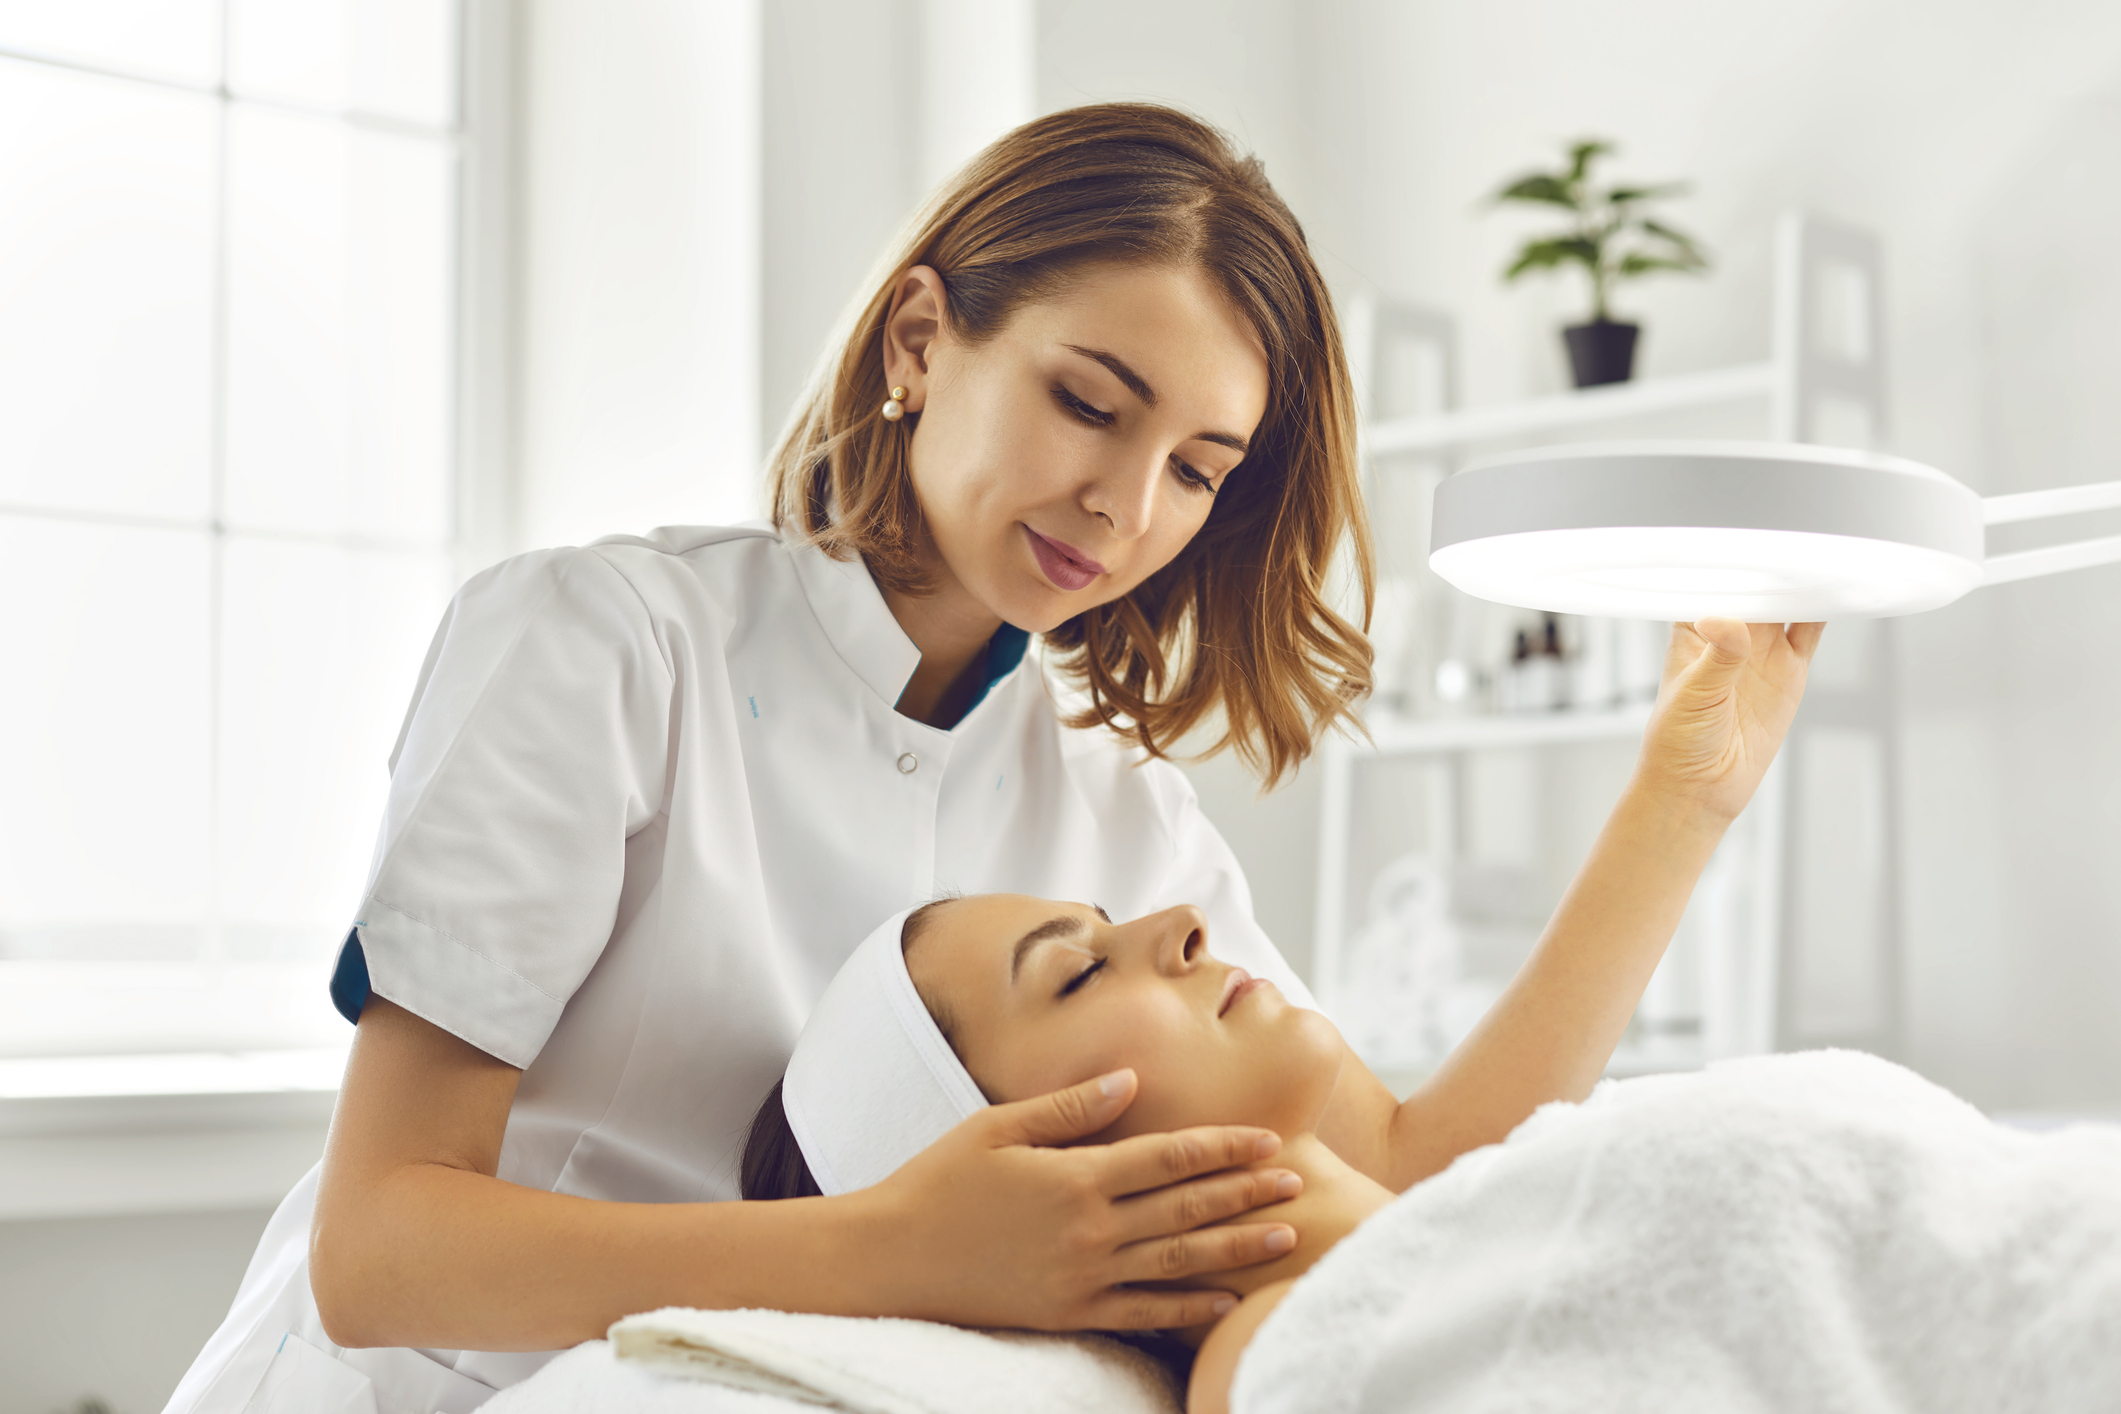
top-left (1144, 904), bottom-right (1210, 977)
top-left (1079, 445), bottom-right (1164, 542)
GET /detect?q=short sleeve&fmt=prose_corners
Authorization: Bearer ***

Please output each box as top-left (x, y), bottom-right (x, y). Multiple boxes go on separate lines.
top-left (1150, 764), bottom-right (1322, 1012)
top-left (349, 546), bottom-right (676, 1067)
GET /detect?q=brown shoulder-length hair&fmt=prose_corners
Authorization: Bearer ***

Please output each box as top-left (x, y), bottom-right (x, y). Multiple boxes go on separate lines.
top-left (767, 102), bottom-right (1372, 788)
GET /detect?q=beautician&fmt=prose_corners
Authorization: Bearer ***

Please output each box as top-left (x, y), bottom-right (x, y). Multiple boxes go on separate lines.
top-left (167, 102), bottom-right (1816, 1414)
top-left (166, 103), bottom-right (1368, 1413)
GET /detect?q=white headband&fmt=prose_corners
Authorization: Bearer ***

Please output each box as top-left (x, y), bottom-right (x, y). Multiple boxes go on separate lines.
top-left (782, 906), bottom-right (990, 1196)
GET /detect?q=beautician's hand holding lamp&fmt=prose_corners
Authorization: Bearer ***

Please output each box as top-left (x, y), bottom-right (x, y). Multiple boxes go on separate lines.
top-left (1429, 441), bottom-right (2121, 620)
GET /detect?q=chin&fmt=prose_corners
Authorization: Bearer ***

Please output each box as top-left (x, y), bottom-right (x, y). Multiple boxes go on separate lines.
top-left (1281, 1007), bottom-right (1349, 1122)
top-left (952, 551), bottom-right (1074, 635)
top-left (1223, 1004), bottom-right (1347, 1139)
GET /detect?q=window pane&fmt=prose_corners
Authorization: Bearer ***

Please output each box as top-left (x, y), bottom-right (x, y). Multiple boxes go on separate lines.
top-left (225, 107), bottom-right (454, 540)
top-left (352, 0), bottom-right (458, 127)
top-left (0, 59), bottom-right (215, 521)
top-left (0, 0), bottom-right (221, 85)
top-left (230, 0), bottom-right (458, 127)
top-left (223, 105), bottom-right (349, 535)
top-left (350, 128), bottom-right (455, 540)
top-left (228, 0), bottom-right (346, 107)
top-left (0, 518), bottom-right (211, 961)
top-left (218, 538), bottom-right (450, 964)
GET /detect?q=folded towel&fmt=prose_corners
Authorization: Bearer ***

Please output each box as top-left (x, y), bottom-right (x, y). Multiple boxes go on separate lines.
top-left (479, 1339), bottom-right (808, 1413)
top-left (603, 1307), bottom-right (1182, 1414)
top-left (1235, 1050), bottom-right (2121, 1414)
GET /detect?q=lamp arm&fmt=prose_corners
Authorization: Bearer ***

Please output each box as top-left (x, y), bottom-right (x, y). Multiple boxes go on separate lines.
top-left (1980, 479), bottom-right (2121, 525)
top-left (1982, 534), bottom-right (2121, 587)
top-left (1975, 478), bottom-right (2121, 586)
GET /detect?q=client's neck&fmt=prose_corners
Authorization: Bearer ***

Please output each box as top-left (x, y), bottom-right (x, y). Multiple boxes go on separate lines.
top-left (1219, 1132), bottom-right (1395, 1298)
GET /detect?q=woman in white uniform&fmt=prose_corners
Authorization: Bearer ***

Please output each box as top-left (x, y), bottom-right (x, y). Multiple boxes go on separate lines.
top-left (166, 104), bottom-right (1389, 1413)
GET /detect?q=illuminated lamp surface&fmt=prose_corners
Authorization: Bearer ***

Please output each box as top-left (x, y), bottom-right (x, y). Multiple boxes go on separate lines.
top-left (1428, 442), bottom-right (1987, 621)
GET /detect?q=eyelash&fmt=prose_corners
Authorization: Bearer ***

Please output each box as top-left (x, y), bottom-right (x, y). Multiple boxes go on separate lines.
top-left (1059, 956), bottom-right (1106, 997)
top-left (1050, 387), bottom-right (1219, 495)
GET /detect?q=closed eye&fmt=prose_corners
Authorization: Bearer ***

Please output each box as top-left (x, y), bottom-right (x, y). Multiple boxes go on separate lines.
top-left (1056, 384), bottom-right (1218, 494)
top-left (1052, 386), bottom-right (1114, 427)
top-left (1059, 956), bottom-right (1106, 997)
top-left (1172, 456), bottom-right (1217, 494)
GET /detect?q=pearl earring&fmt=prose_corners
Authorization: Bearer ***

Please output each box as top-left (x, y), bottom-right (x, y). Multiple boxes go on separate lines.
top-left (881, 386), bottom-right (908, 422)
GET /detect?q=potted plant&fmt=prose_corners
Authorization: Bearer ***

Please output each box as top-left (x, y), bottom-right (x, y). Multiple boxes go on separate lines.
top-left (1492, 139), bottom-right (1709, 387)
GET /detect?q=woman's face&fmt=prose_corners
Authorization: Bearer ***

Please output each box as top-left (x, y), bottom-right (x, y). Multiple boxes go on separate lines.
top-left (904, 895), bottom-right (1344, 1143)
top-left (889, 262), bottom-right (1268, 634)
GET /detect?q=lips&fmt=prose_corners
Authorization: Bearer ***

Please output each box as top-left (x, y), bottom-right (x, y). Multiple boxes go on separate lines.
top-left (1218, 968), bottom-right (1253, 1017)
top-left (1024, 527), bottom-right (1106, 592)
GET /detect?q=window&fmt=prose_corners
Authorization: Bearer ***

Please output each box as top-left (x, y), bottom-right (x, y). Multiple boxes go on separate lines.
top-left (0, 1), bottom-right (489, 1058)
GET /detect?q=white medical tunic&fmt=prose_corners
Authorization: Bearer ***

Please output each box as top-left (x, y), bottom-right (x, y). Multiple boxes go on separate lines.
top-left (165, 524), bottom-right (1316, 1414)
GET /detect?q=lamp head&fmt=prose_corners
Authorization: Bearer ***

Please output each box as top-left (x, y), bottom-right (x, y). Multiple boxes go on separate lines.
top-left (1427, 441), bottom-right (1986, 620)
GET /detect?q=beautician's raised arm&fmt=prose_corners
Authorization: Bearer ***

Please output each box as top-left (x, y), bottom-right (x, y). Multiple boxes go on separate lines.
top-left (311, 998), bottom-right (1305, 1349)
top-left (1374, 619), bottom-right (1821, 1191)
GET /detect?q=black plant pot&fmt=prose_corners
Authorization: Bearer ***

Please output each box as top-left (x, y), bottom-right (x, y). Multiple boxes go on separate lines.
top-left (1562, 319), bottom-right (1640, 388)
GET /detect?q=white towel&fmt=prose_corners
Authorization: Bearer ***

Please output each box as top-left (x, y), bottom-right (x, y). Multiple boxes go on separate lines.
top-left (478, 1340), bottom-right (800, 1414)
top-left (1235, 1050), bottom-right (2121, 1414)
top-left (481, 1308), bottom-right (1183, 1414)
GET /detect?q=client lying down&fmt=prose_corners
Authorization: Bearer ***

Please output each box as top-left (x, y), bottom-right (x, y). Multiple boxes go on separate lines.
top-left (744, 895), bottom-right (2121, 1414)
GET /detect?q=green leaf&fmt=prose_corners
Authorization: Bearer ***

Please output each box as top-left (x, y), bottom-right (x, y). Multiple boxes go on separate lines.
top-left (1640, 218), bottom-right (1709, 261)
top-left (1495, 173), bottom-right (1579, 208)
top-left (1615, 252), bottom-right (1707, 278)
top-left (1566, 139), bottom-right (1614, 183)
top-left (1505, 237), bottom-right (1601, 281)
top-left (1606, 181), bottom-right (1688, 206)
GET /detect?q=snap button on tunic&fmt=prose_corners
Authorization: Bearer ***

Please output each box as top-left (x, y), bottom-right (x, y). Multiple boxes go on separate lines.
top-left (897, 751), bottom-right (919, 774)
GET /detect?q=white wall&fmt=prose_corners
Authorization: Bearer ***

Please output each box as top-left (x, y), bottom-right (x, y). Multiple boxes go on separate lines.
top-left (759, 0), bottom-right (918, 450)
top-left (514, 0), bottom-right (762, 548)
top-left (758, 0), bottom-right (1038, 450)
top-left (0, 1207), bottom-right (274, 1414)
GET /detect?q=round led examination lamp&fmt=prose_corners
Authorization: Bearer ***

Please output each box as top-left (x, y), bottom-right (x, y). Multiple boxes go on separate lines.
top-left (1428, 441), bottom-right (2121, 621)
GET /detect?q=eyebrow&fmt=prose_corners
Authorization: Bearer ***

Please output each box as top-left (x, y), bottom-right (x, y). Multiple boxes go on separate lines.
top-left (1062, 344), bottom-right (1252, 457)
top-left (1064, 344), bottom-right (1156, 407)
top-left (1007, 904), bottom-right (1115, 984)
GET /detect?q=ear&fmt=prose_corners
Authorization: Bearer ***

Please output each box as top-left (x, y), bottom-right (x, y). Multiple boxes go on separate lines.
top-left (881, 266), bottom-right (948, 412)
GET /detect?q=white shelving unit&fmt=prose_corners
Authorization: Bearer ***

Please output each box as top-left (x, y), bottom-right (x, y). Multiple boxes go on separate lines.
top-left (1315, 211), bottom-right (1904, 1081)
top-left (1365, 361), bottom-right (1778, 456)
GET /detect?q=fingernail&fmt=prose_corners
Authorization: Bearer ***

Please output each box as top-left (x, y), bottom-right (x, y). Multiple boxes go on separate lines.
top-left (1211, 1296), bottom-right (1238, 1316)
top-left (1098, 1070), bottom-right (1131, 1098)
top-left (1265, 1227), bottom-right (1296, 1254)
top-left (1253, 1133), bottom-right (1280, 1160)
top-left (1276, 1173), bottom-right (1302, 1200)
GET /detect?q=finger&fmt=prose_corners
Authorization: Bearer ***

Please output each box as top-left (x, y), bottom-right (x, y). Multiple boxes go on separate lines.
top-left (1787, 621), bottom-right (1826, 661)
top-left (1094, 1124), bottom-right (1283, 1199)
top-left (1688, 616), bottom-right (1751, 662)
top-left (1082, 1287), bottom-right (1242, 1333)
top-left (1115, 1221), bottom-right (1300, 1285)
top-left (986, 1069), bottom-right (1136, 1148)
top-left (1665, 619), bottom-right (1752, 701)
top-left (1111, 1166), bottom-right (1303, 1244)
